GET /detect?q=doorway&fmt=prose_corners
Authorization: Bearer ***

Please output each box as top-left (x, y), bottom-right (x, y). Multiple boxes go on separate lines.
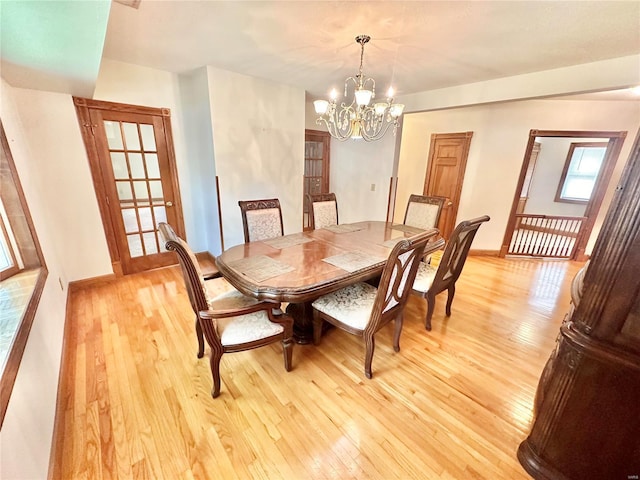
top-left (74, 97), bottom-right (186, 275)
top-left (501, 129), bottom-right (627, 260)
top-left (303, 129), bottom-right (331, 230)
top-left (423, 132), bottom-right (473, 239)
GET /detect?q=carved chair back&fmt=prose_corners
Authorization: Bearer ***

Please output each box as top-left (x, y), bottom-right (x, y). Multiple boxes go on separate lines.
top-left (307, 192), bottom-right (338, 229)
top-left (404, 194), bottom-right (446, 230)
top-left (367, 230), bottom-right (444, 335)
top-left (238, 198), bottom-right (284, 242)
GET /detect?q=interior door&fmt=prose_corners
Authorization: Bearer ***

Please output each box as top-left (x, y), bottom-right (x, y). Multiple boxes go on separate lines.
top-left (303, 129), bottom-right (331, 230)
top-left (423, 132), bottom-right (473, 239)
top-left (75, 98), bottom-right (185, 275)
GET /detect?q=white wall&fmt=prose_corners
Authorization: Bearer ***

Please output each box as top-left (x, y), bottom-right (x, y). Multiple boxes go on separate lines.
top-left (331, 134), bottom-right (396, 224)
top-left (524, 137), bottom-right (604, 216)
top-left (0, 79), bottom-right (72, 480)
top-left (207, 66), bottom-right (305, 248)
top-left (177, 68), bottom-right (221, 254)
top-left (395, 99), bottom-right (640, 253)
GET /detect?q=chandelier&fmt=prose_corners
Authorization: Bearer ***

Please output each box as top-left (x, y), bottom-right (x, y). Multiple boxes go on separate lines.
top-left (313, 35), bottom-right (405, 142)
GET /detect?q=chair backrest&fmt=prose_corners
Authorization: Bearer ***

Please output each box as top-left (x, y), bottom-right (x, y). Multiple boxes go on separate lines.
top-left (366, 229), bottom-right (445, 335)
top-left (307, 192), bottom-right (338, 229)
top-left (238, 198), bottom-right (284, 243)
top-left (158, 222), bottom-right (210, 315)
top-left (430, 215), bottom-right (490, 295)
top-left (404, 194), bottom-right (446, 230)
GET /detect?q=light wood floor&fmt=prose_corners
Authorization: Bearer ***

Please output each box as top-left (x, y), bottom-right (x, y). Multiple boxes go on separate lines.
top-left (51, 256), bottom-right (583, 479)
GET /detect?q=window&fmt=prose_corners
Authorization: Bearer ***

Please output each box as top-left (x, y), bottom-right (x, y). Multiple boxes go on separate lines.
top-left (555, 142), bottom-right (608, 204)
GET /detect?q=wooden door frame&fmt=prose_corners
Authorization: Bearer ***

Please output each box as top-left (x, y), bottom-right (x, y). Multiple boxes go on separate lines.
top-left (303, 129), bottom-right (331, 230)
top-left (423, 131), bottom-right (473, 238)
top-left (500, 129), bottom-right (627, 261)
top-left (73, 97), bottom-right (186, 276)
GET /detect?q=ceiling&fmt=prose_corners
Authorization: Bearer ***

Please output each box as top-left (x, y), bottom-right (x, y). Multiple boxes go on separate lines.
top-left (2, 1), bottom-right (640, 101)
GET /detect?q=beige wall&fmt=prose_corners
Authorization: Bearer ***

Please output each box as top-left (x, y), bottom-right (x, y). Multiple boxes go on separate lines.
top-left (395, 99), bottom-right (640, 253)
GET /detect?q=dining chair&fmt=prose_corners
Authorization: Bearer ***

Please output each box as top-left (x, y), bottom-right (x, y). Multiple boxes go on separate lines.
top-left (403, 194), bottom-right (446, 230)
top-left (311, 229), bottom-right (445, 378)
top-left (238, 198), bottom-right (284, 243)
top-left (411, 215), bottom-right (490, 330)
top-left (307, 192), bottom-right (338, 229)
top-left (159, 222), bottom-right (294, 398)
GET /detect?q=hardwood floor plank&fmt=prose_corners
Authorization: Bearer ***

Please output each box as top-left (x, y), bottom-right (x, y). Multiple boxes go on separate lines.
top-left (51, 256), bottom-right (583, 479)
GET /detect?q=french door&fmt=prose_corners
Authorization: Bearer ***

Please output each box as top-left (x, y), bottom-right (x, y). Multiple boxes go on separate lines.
top-left (74, 98), bottom-right (185, 275)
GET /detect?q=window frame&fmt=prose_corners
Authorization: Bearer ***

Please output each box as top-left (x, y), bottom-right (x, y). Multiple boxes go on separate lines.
top-left (555, 141), bottom-right (609, 204)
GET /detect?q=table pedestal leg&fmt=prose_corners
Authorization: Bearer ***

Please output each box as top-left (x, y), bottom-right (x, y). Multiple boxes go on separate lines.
top-left (286, 302), bottom-right (314, 344)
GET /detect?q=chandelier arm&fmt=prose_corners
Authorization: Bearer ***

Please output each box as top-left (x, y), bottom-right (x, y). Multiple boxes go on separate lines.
top-left (314, 34), bottom-right (402, 141)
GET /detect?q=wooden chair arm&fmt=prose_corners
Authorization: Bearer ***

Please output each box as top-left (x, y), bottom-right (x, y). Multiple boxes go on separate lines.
top-left (199, 301), bottom-right (281, 320)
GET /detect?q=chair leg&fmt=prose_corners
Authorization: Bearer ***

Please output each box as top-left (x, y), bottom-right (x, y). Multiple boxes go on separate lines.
top-left (425, 294), bottom-right (436, 331)
top-left (195, 316), bottom-right (205, 358)
top-left (364, 334), bottom-right (375, 379)
top-left (209, 351), bottom-right (223, 398)
top-left (312, 311), bottom-right (323, 345)
top-left (282, 336), bottom-right (293, 372)
top-left (445, 284), bottom-right (456, 316)
top-left (393, 313), bottom-right (404, 352)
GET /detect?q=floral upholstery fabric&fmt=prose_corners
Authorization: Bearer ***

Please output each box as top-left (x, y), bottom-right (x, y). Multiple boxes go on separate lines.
top-left (246, 208), bottom-right (283, 242)
top-left (312, 282), bottom-right (378, 331)
top-left (412, 261), bottom-right (437, 293)
top-left (405, 202), bottom-right (440, 230)
top-left (313, 201), bottom-right (338, 229)
top-left (216, 308), bottom-right (284, 346)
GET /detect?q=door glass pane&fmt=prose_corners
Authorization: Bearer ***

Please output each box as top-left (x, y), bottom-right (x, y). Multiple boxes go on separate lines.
top-left (153, 206), bottom-right (167, 226)
top-left (149, 181), bottom-right (164, 203)
top-left (138, 207), bottom-right (154, 231)
top-left (127, 234), bottom-right (143, 257)
top-left (129, 153), bottom-right (145, 179)
top-left (116, 181), bottom-right (133, 203)
top-left (121, 209), bottom-right (139, 234)
top-left (145, 153), bottom-right (160, 178)
top-left (133, 181), bottom-right (149, 201)
top-left (111, 152), bottom-right (128, 179)
top-left (104, 121), bottom-right (123, 150)
top-left (122, 123), bottom-right (140, 150)
top-left (143, 232), bottom-right (158, 254)
top-left (140, 124), bottom-right (156, 151)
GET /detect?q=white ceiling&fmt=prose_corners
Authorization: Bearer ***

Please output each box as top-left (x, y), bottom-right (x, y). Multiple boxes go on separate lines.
top-left (2, 1), bottom-right (640, 100)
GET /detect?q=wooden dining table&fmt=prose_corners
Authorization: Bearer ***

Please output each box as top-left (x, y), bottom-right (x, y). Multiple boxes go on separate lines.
top-left (216, 221), bottom-right (435, 343)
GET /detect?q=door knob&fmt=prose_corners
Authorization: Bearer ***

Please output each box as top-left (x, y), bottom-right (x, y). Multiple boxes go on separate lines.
top-left (447, 201), bottom-right (453, 206)
top-left (166, 201), bottom-right (173, 207)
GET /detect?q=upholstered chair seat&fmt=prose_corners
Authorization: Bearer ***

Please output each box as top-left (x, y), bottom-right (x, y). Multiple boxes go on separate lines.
top-left (412, 262), bottom-right (437, 293)
top-left (312, 283), bottom-right (378, 330)
top-left (411, 215), bottom-right (490, 330)
top-left (159, 222), bottom-right (293, 398)
top-left (312, 230), bottom-right (444, 378)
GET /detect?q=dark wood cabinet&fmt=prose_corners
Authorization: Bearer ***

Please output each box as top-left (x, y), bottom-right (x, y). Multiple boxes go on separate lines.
top-left (518, 131), bottom-right (640, 479)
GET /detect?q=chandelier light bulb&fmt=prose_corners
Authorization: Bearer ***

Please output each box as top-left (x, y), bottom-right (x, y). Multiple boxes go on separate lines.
top-left (315, 34), bottom-right (404, 142)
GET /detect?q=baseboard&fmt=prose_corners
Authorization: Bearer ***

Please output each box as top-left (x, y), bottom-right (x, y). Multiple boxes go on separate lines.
top-left (469, 249), bottom-right (500, 257)
top-left (48, 287), bottom-right (73, 479)
top-left (68, 273), bottom-right (117, 292)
